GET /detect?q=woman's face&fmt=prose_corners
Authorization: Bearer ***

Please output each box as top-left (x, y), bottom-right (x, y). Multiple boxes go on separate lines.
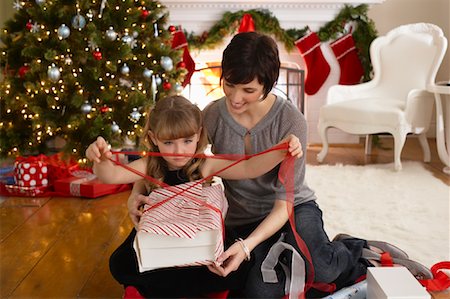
top-left (223, 78), bottom-right (265, 114)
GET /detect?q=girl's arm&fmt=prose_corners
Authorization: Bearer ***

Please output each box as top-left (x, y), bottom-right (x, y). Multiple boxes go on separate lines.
top-left (202, 134), bottom-right (302, 180)
top-left (85, 136), bottom-right (147, 184)
top-left (208, 199), bottom-right (289, 276)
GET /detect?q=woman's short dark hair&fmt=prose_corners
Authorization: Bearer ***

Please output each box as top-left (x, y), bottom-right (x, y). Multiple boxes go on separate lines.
top-left (221, 32), bottom-right (280, 99)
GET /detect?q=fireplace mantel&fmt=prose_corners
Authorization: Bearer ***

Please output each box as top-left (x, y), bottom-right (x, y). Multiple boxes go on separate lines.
top-left (162, 0), bottom-right (384, 34)
top-left (162, 0), bottom-right (385, 9)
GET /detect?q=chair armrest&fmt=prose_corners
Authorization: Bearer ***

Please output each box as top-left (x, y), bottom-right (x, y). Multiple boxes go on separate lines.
top-left (407, 88), bottom-right (433, 99)
top-left (326, 80), bottom-right (378, 105)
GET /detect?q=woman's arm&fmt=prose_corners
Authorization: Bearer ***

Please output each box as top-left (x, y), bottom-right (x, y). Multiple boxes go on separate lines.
top-left (207, 199), bottom-right (289, 276)
top-left (85, 136), bottom-right (147, 184)
top-left (202, 134), bottom-right (302, 180)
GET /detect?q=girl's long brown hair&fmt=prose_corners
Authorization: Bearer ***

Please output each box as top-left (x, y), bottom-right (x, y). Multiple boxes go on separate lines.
top-left (141, 95), bottom-right (208, 191)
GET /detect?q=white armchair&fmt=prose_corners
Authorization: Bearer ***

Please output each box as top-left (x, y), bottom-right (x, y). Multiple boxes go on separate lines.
top-left (317, 23), bottom-right (448, 170)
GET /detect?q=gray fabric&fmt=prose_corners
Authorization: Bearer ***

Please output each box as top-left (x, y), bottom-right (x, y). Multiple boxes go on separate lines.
top-left (203, 96), bottom-right (316, 227)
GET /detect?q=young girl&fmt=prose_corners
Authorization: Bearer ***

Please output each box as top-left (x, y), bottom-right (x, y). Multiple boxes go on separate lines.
top-left (85, 95), bottom-right (301, 297)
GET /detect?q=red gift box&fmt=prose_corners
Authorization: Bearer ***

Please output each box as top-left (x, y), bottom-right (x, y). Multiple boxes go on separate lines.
top-left (54, 171), bottom-right (131, 198)
top-left (46, 153), bottom-right (80, 184)
top-left (4, 184), bottom-right (48, 197)
top-left (14, 156), bottom-right (49, 187)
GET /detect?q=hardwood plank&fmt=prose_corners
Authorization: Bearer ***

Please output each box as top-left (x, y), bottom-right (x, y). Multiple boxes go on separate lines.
top-left (0, 197), bottom-right (51, 242)
top-left (78, 211), bottom-right (134, 298)
top-left (0, 196), bottom-right (89, 298)
top-left (9, 191), bottom-right (130, 298)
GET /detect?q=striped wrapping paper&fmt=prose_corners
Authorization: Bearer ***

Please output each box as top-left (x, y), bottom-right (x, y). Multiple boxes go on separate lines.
top-left (134, 180), bottom-right (228, 272)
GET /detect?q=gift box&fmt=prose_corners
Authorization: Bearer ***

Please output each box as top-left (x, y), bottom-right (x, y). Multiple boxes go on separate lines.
top-left (54, 171), bottom-right (131, 198)
top-left (46, 153), bottom-right (80, 184)
top-left (0, 165), bottom-right (15, 185)
top-left (14, 155), bottom-right (48, 187)
top-left (134, 181), bottom-right (228, 272)
top-left (367, 267), bottom-right (430, 299)
top-left (4, 184), bottom-right (48, 197)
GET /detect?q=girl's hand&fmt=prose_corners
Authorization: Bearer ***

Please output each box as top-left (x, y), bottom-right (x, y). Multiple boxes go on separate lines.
top-left (206, 241), bottom-right (248, 277)
top-left (283, 134), bottom-right (303, 158)
top-left (128, 193), bottom-right (152, 229)
top-left (85, 136), bottom-right (112, 163)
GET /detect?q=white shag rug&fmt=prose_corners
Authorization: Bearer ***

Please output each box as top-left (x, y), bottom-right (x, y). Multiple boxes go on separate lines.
top-left (306, 161), bottom-right (449, 268)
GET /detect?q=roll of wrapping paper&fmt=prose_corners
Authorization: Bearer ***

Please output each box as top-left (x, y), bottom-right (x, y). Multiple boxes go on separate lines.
top-left (322, 280), bottom-right (367, 299)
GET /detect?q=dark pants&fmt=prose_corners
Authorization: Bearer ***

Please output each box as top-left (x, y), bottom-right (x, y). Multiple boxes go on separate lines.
top-left (109, 228), bottom-right (253, 298)
top-left (240, 201), bottom-right (369, 298)
top-left (110, 201), bottom-right (368, 298)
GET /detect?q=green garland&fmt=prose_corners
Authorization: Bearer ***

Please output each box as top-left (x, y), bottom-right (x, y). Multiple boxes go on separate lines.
top-left (185, 4), bottom-right (377, 81)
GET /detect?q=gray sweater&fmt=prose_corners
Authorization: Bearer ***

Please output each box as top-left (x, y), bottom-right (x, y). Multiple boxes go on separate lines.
top-left (203, 96), bottom-right (316, 227)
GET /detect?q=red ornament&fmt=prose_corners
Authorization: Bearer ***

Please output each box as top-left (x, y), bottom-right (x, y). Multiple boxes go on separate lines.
top-left (168, 25), bottom-right (177, 33)
top-left (18, 65), bottom-right (30, 78)
top-left (26, 21), bottom-right (33, 31)
top-left (141, 9), bottom-right (149, 19)
top-left (162, 81), bottom-right (171, 90)
top-left (93, 50), bottom-right (102, 60)
top-left (177, 61), bottom-right (186, 69)
top-left (100, 105), bottom-right (110, 113)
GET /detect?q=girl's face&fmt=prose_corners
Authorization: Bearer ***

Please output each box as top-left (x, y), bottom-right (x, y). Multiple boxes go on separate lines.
top-left (223, 78), bottom-right (265, 114)
top-left (151, 133), bottom-right (200, 170)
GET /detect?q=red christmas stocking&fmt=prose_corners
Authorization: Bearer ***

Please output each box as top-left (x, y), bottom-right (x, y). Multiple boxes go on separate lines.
top-left (330, 33), bottom-right (364, 85)
top-left (171, 26), bottom-right (196, 86)
top-left (238, 13), bottom-right (255, 33)
top-left (295, 32), bottom-right (330, 95)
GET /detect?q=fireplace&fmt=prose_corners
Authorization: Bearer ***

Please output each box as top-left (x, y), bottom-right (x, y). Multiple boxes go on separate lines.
top-left (162, 0), bottom-right (385, 144)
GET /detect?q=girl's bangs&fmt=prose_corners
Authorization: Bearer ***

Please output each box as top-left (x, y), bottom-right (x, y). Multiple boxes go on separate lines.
top-left (155, 114), bottom-right (199, 140)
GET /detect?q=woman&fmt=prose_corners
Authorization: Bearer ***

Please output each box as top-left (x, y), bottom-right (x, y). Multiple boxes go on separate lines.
top-left (128, 32), bottom-right (428, 298)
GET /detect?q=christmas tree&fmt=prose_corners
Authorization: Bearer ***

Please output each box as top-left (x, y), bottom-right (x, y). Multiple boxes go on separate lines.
top-left (0, 0), bottom-right (187, 161)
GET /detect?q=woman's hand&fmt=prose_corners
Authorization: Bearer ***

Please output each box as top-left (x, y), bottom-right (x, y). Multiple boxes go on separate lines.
top-left (85, 136), bottom-right (112, 163)
top-left (282, 134), bottom-right (303, 158)
top-left (128, 193), bottom-right (152, 229)
top-left (128, 180), bottom-right (151, 229)
top-left (207, 241), bottom-right (248, 277)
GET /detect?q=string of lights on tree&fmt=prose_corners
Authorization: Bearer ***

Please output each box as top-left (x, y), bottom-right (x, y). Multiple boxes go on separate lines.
top-left (0, 0), bottom-right (186, 161)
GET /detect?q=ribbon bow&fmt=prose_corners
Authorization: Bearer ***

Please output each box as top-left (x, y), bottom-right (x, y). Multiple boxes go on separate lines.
top-left (420, 261), bottom-right (450, 292)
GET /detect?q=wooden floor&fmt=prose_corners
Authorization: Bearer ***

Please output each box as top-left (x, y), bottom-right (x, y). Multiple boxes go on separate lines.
top-left (0, 137), bottom-right (448, 299)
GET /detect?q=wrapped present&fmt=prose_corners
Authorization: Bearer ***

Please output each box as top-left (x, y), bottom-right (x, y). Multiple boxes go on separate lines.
top-left (46, 153), bottom-right (80, 184)
top-left (134, 181), bottom-right (228, 272)
top-left (0, 165), bottom-right (15, 185)
top-left (53, 170), bottom-right (131, 198)
top-left (4, 184), bottom-right (48, 197)
top-left (367, 267), bottom-right (430, 299)
top-left (14, 155), bottom-right (48, 187)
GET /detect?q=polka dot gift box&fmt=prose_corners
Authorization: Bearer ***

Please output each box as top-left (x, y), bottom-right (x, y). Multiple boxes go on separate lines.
top-left (14, 155), bottom-right (49, 187)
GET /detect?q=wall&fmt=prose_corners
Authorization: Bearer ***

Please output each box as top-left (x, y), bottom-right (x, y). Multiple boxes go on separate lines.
top-left (368, 0), bottom-right (449, 82)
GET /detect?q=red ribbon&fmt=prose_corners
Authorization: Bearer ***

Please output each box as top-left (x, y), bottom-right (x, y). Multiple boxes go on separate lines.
top-left (380, 252), bottom-right (394, 267)
top-left (15, 154), bottom-right (47, 163)
top-left (419, 261), bottom-right (450, 292)
top-left (238, 13), bottom-right (255, 33)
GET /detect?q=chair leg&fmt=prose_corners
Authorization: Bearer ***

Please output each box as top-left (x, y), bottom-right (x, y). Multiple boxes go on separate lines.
top-left (365, 135), bottom-right (373, 155)
top-left (317, 124), bottom-right (329, 163)
top-left (418, 133), bottom-right (431, 162)
top-left (393, 132), bottom-right (407, 171)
